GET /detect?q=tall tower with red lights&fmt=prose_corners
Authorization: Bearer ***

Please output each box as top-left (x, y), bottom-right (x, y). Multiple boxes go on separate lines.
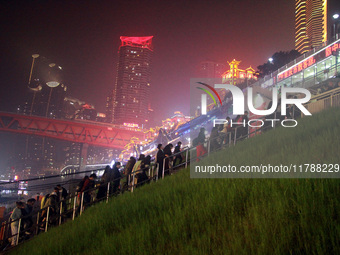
top-left (108, 36), bottom-right (153, 127)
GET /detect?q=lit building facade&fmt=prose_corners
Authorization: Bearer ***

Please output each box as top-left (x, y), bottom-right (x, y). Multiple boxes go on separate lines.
top-left (199, 61), bottom-right (225, 79)
top-left (222, 59), bottom-right (257, 85)
top-left (109, 36), bottom-right (153, 127)
top-left (295, 0), bottom-right (328, 54)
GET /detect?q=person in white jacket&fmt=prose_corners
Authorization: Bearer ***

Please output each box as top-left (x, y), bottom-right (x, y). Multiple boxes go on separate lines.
top-left (10, 201), bottom-right (25, 246)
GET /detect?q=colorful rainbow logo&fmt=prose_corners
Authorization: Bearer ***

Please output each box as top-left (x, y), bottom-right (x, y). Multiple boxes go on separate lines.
top-left (196, 82), bottom-right (222, 107)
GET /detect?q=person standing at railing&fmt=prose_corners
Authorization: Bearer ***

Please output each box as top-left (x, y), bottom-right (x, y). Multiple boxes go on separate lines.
top-left (56, 184), bottom-right (68, 213)
top-left (173, 141), bottom-right (182, 167)
top-left (156, 144), bottom-right (165, 179)
top-left (82, 174), bottom-right (97, 205)
top-left (195, 128), bottom-right (207, 162)
top-left (40, 191), bottom-right (59, 228)
top-left (96, 165), bottom-right (111, 200)
top-left (112, 162), bottom-right (122, 194)
top-left (124, 157), bottom-right (136, 186)
top-left (238, 111), bottom-right (249, 139)
top-left (136, 155), bottom-right (150, 186)
top-left (163, 143), bottom-right (174, 175)
top-left (10, 201), bottom-right (25, 246)
top-left (23, 198), bottom-right (36, 235)
top-left (210, 127), bottom-right (221, 151)
top-left (221, 117), bottom-right (231, 145)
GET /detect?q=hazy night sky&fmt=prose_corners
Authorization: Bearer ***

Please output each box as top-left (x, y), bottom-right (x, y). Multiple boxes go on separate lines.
top-left (0, 0), bottom-right (295, 118)
top-left (0, 0), bottom-right (295, 170)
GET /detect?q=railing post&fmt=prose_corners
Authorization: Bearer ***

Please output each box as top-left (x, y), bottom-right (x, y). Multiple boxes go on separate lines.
top-left (331, 94), bottom-right (333, 107)
top-left (106, 182), bottom-right (110, 203)
top-left (72, 194), bottom-right (77, 220)
top-left (16, 218), bottom-right (22, 246)
top-left (80, 192), bottom-right (84, 216)
top-left (207, 139), bottom-right (211, 156)
top-left (45, 207), bottom-right (50, 232)
top-left (131, 172), bottom-right (135, 192)
top-left (185, 149), bottom-right (189, 168)
top-left (0, 221), bottom-right (6, 242)
top-left (162, 158), bottom-right (166, 179)
top-left (35, 212), bottom-right (40, 235)
top-left (234, 128), bottom-right (237, 145)
top-left (59, 201), bottom-right (63, 226)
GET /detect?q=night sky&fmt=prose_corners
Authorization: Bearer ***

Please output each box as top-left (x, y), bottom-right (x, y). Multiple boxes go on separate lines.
top-left (0, 0), bottom-right (295, 170)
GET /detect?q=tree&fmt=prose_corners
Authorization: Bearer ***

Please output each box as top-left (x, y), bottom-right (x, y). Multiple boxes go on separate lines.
top-left (257, 50), bottom-right (301, 78)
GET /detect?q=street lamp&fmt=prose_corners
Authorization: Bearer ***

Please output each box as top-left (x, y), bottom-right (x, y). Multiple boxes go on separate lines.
top-left (45, 63), bottom-right (61, 117)
top-left (28, 54), bottom-right (42, 115)
top-left (333, 13), bottom-right (340, 41)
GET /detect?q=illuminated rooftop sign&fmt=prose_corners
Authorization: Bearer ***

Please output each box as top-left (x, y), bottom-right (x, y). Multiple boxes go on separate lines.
top-left (120, 36), bottom-right (154, 51)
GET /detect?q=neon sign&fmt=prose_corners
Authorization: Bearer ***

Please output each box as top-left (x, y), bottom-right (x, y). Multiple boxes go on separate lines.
top-left (278, 38), bottom-right (340, 82)
top-left (123, 123), bottom-right (139, 128)
top-left (278, 57), bottom-right (315, 81)
top-left (325, 42), bottom-right (340, 57)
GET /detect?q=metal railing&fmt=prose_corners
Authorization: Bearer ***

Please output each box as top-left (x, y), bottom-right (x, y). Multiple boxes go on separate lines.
top-left (304, 87), bottom-right (340, 114)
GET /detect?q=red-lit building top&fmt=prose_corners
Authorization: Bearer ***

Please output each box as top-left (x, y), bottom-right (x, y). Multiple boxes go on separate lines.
top-left (119, 36), bottom-right (154, 51)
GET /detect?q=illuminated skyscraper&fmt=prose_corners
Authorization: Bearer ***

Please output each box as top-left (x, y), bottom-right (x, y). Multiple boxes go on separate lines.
top-left (295, 0), bottom-right (328, 54)
top-left (199, 61), bottom-right (225, 79)
top-left (108, 36), bottom-right (153, 127)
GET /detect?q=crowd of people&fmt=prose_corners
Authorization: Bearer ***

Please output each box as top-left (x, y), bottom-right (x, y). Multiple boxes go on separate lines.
top-left (5, 141), bottom-right (185, 248)
top-left (8, 184), bottom-right (68, 247)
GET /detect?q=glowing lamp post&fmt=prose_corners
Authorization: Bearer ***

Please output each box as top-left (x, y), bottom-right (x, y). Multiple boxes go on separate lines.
top-left (333, 14), bottom-right (340, 40)
top-left (45, 63), bottom-right (61, 117)
top-left (28, 54), bottom-right (42, 115)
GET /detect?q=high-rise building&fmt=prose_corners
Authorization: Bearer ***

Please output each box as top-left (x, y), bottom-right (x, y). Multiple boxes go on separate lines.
top-left (295, 0), bottom-right (340, 54)
top-left (108, 36), bottom-right (153, 127)
top-left (199, 61), bottom-right (225, 79)
top-left (295, 0), bottom-right (327, 54)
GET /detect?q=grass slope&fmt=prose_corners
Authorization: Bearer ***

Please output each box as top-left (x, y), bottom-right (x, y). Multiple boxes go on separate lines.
top-left (14, 108), bottom-right (340, 255)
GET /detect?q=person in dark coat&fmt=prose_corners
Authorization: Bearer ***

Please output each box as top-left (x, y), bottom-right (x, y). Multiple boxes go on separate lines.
top-left (124, 157), bottom-right (136, 185)
top-left (56, 184), bottom-right (68, 200)
top-left (56, 184), bottom-right (68, 213)
top-left (163, 143), bottom-right (174, 175)
top-left (173, 141), bottom-right (182, 167)
top-left (137, 155), bottom-right (149, 186)
top-left (96, 165), bottom-right (111, 201)
top-left (210, 126), bottom-right (220, 151)
top-left (196, 128), bottom-right (207, 161)
top-left (156, 144), bottom-right (165, 179)
top-left (23, 198), bottom-right (36, 234)
top-left (112, 162), bottom-right (122, 194)
top-left (82, 174), bottom-right (96, 205)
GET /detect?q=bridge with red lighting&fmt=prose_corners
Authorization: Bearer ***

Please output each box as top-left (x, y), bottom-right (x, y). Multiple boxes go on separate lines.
top-left (0, 112), bottom-right (146, 150)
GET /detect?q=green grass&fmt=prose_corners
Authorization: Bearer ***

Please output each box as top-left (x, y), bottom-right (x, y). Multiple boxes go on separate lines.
top-left (13, 108), bottom-right (340, 255)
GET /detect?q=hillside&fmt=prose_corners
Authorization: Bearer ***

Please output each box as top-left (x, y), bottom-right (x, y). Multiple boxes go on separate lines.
top-left (13, 107), bottom-right (340, 255)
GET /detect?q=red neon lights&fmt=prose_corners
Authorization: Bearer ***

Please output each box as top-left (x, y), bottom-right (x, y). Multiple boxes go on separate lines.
top-left (278, 56), bottom-right (316, 81)
top-left (325, 43), bottom-right (340, 57)
top-left (120, 36), bottom-right (153, 50)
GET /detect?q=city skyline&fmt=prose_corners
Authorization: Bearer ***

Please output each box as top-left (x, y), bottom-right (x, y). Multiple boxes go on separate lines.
top-left (0, 0), bottom-right (297, 172)
top-left (0, 0), bottom-right (296, 121)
